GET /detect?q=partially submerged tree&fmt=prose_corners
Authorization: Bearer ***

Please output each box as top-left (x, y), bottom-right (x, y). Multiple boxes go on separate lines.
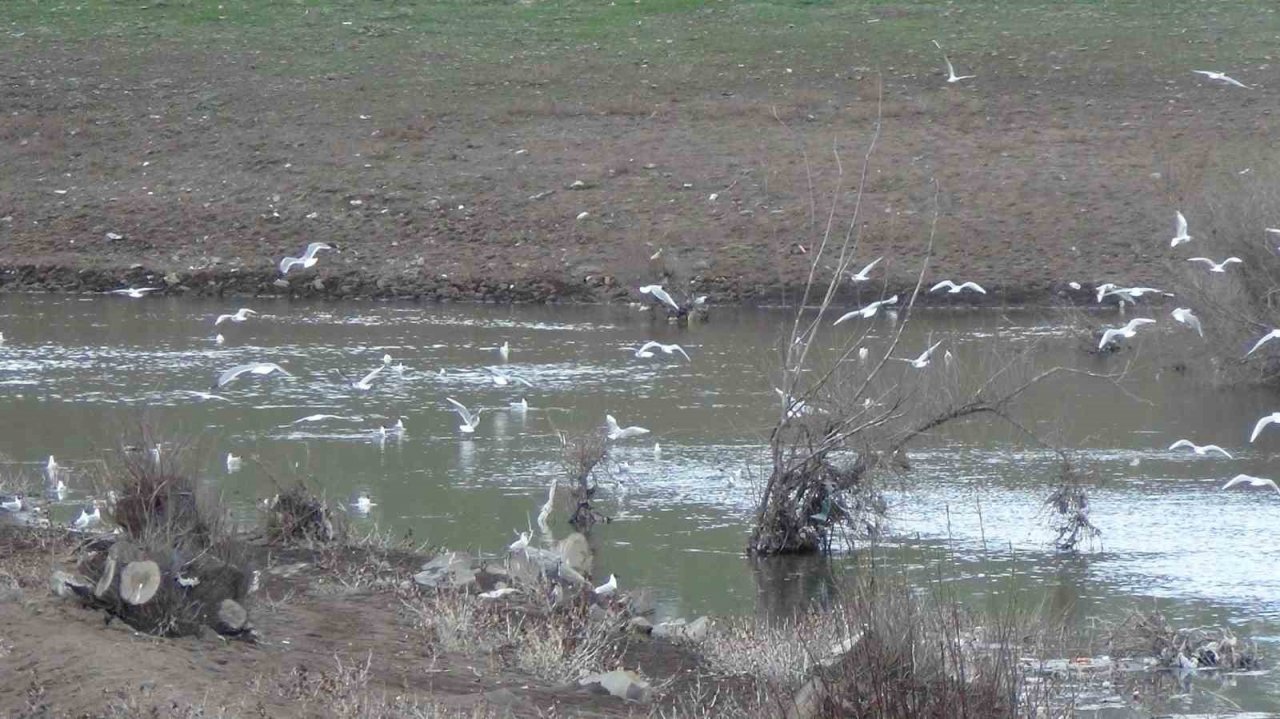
top-left (749, 112), bottom-right (1111, 557)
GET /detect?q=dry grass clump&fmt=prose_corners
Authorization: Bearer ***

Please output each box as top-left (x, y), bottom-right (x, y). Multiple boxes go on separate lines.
top-left (406, 582), bottom-right (630, 685)
top-left (263, 481), bottom-right (341, 546)
top-left (1109, 609), bottom-right (1259, 670)
top-left (266, 654), bottom-right (498, 719)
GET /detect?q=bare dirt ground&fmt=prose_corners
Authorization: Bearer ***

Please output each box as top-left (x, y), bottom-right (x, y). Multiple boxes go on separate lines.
top-left (2, 2), bottom-right (1276, 307)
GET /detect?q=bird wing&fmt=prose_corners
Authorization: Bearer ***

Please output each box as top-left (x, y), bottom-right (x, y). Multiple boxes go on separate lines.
top-left (214, 314), bottom-right (232, 326)
top-left (637, 340), bottom-right (662, 355)
top-left (513, 374), bottom-right (534, 387)
top-left (960, 282), bottom-right (986, 293)
top-left (649, 286), bottom-right (681, 311)
top-left (279, 256), bottom-right (301, 274)
top-left (1098, 329), bottom-right (1119, 350)
top-left (833, 309), bottom-right (862, 325)
top-left (929, 280), bottom-right (953, 292)
top-left (1222, 474), bottom-right (1252, 490)
top-left (302, 242), bottom-right (332, 260)
top-left (670, 344), bottom-right (691, 361)
top-left (445, 397), bottom-right (474, 424)
top-left (1124, 318), bottom-right (1156, 332)
top-left (1246, 331), bottom-right (1279, 357)
top-left (944, 56), bottom-right (956, 77)
top-left (261, 362), bottom-right (291, 377)
top-left (1203, 445), bottom-right (1233, 459)
top-left (1168, 439), bottom-right (1193, 451)
top-left (1187, 257), bottom-right (1214, 266)
top-left (215, 364), bottom-right (254, 387)
top-left (1188, 314), bottom-right (1203, 337)
top-left (605, 414), bottom-right (621, 434)
top-left (1224, 257), bottom-right (1243, 265)
top-left (1250, 414), bottom-right (1279, 442)
top-left (1193, 70), bottom-right (1214, 78)
top-left (1224, 75), bottom-right (1249, 88)
top-left (882, 294), bottom-right (900, 306)
top-left (1176, 211), bottom-right (1188, 236)
top-left (919, 340), bottom-right (944, 362)
top-left (357, 365), bottom-right (384, 387)
top-left (854, 257), bottom-right (883, 278)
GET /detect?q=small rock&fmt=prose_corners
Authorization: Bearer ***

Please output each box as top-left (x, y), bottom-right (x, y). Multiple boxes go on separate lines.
top-left (105, 232), bottom-right (124, 241)
top-left (578, 668), bottom-right (652, 703)
top-left (273, 278), bottom-right (291, 289)
top-left (214, 598), bottom-right (249, 635)
top-left (628, 616), bottom-right (653, 635)
top-left (683, 616), bottom-right (710, 641)
top-left (652, 618), bottom-right (686, 639)
top-left (414, 551), bottom-right (476, 591)
top-left (569, 180), bottom-right (587, 189)
top-left (588, 604), bottom-right (609, 622)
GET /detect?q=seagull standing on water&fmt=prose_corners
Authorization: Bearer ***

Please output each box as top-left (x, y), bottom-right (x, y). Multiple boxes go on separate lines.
top-left (1098, 318), bottom-right (1156, 350)
top-left (279, 242), bottom-right (333, 274)
top-left (1193, 70), bottom-right (1250, 89)
top-left (445, 397), bottom-right (483, 434)
top-left (1222, 475), bottom-right (1280, 494)
top-left (1171, 308), bottom-right (1203, 337)
top-left (1168, 439), bottom-right (1232, 459)
top-left (214, 362), bottom-right (292, 389)
top-left (110, 287), bottom-right (160, 299)
top-left (892, 340), bottom-right (944, 369)
top-left (225, 453), bottom-right (243, 473)
top-left (1187, 257), bottom-right (1242, 273)
top-left (606, 414), bottom-right (650, 441)
top-left (214, 308), bottom-right (258, 326)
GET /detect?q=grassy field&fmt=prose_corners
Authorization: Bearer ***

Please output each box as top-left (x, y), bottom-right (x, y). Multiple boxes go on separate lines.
top-left (3, 0), bottom-right (1279, 302)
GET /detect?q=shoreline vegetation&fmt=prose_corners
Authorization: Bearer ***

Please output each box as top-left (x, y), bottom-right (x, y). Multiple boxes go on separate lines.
top-left (0, 452), bottom-right (1261, 718)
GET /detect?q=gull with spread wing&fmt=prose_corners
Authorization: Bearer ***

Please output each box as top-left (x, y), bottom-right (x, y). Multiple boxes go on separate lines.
top-left (214, 362), bottom-right (292, 389)
top-left (635, 341), bottom-right (691, 361)
top-left (930, 280), bottom-right (986, 295)
top-left (833, 295), bottom-right (899, 324)
top-left (1098, 318), bottom-right (1156, 350)
top-left (1168, 439), bottom-right (1232, 459)
top-left (892, 340), bottom-right (944, 369)
top-left (1187, 257), bottom-right (1242, 273)
top-left (279, 242), bottom-right (333, 274)
top-left (445, 397), bottom-right (483, 434)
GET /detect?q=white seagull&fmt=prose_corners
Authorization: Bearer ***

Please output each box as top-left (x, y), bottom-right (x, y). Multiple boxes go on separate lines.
top-left (606, 414), bottom-right (650, 441)
top-left (1098, 318), bottom-right (1157, 350)
top-left (1170, 212), bottom-right (1192, 247)
top-left (487, 367), bottom-right (533, 387)
top-left (892, 340), bottom-right (944, 369)
top-left (498, 341), bottom-right (510, 362)
top-left (73, 503), bottom-right (101, 529)
top-left (1168, 439), bottom-right (1231, 459)
top-left (635, 341), bottom-right (691, 361)
top-left (214, 362), bottom-right (292, 388)
top-left (445, 397), bottom-right (483, 433)
top-left (480, 587), bottom-right (519, 600)
top-left (214, 308), bottom-right (258, 326)
top-left (110, 287), bottom-right (160, 299)
top-left (639, 284), bottom-right (681, 312)
top-left (214, 334), bottom-right (225, 346)
top-left (1249, 412), bottom-right (1280, 442)
top-left (349, 365), bottom-right (385, 391)
top-left (225, 453), bottom-right (243, 473)
top-left (1245, 329), bottom-right (1280, 357)
top-left (1102, 287), bottom-right (1170, 303)
top-left (593, 573), bottom-right (618, 596)
top-left (944, 56), bottom-right (975, 83)
top-left (833, 295), bottom-right (899, 324)
top-left (508, 530), bottom-right (531, 552)
top-left (1171, 308), bottom-right (1203, 337)
top-left (848, 257), bottom-right (883, 283)
top-left (1188, 257), bottom-right (1242, 273)
top-left (279, 242), bottom-right (333, 274)
top-left (290, 414), bottom-right (361, 425)
top-left (1193, 70), bottom-right (1250, 89)
top-left (1, 495), bottom-right (24, 512)
top-left (929, 280), bottom-right (986, 295)
top-left (1222, 475), bottom-right (1280, 494)
top-left (536, 478), bottom-right (556, 531)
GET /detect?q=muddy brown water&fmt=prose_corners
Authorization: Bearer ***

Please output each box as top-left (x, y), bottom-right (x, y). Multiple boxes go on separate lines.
top-left (0, 294), bottom-right (1277, 714)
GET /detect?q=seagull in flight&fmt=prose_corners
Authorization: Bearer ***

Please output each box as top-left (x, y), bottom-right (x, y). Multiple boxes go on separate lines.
top-left (1250, 412), bottom-right (1280, 442)
top-left (445, 397), bottom-right (483, 433)
top-left (1171, 308), bottom-right (1203, 337)
top-left (290, 414), bottom-right (361, 425)
top-left (606, 414), bottom-right (650, 441)
top-left (348, 365), bottom-right (385, 391)
top-left (1188, 257), bottom-right (1242, 273)
top-left (214, 308), bottom-right (257, 326)
top-left (1193, 70), bottom-right (1250, 89)
top-left (1170, 211), bottom-right (1192, 247)
top-left (487, 367), bottom-right (533, 387)
top-left (1168, 439), bottom-right (1232, 459)
top-left (1098, 318), bottom-right (1156, 350)
top-left (279, 242), bottom-right (333, 274)
top-left (1245, 329), bottom-right (1280, 357)
top-left (943, 56), bottom-right (975, 83)
top-left (1102, 287), bottom-right (1171, 303)
top-left (110, 287), bottom-right (160, 299)
top-left (848, 257), bottom-right (883, 283)
top-left (639, 284), bottom-right (682, 312)
top-left (892, 340), bottom-right (944, 369)
top-left (214, 362), bottom-right (292, 388)
top-left (635, 341), bottom-right (691, 361)
top-left (930, 280), bottom-right (986, 295)
top-left (1222, 475), bottom-right (1280, 494)
top-left (178, 390), bottom-right (230, 402)
top-left (833, 295), bottom-right (899, 324)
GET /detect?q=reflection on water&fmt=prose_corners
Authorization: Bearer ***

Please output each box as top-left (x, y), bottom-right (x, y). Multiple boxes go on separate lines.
top-left (1, 295), bottom-right (1278, 713)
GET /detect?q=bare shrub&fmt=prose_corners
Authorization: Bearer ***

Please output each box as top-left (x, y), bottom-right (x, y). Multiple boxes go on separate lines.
top-left (263, 481), bottom-right (340, 546)
top-left (558, 430), bottom-right (610, 531)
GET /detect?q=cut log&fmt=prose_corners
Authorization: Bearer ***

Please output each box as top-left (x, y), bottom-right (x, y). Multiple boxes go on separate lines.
top-left (214, 598), bottom-right (248, 635)
top-left (119, 560), bottom-right (161, 605)
top-left (94, 555), bottom-right (117, 599)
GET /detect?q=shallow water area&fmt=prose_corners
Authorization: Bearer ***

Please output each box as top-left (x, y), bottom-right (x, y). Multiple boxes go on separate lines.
top-left (0, 294), bottom-right (1277, 715)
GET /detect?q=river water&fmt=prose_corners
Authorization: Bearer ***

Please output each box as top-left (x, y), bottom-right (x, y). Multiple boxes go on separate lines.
top-left (1, 294), bottom-right (1277, 714)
